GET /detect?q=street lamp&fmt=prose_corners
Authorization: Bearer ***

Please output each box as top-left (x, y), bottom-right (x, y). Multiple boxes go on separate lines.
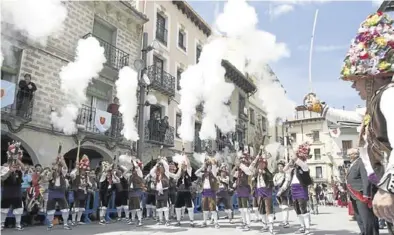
top-left (135, 32), bottom-right (158, 160)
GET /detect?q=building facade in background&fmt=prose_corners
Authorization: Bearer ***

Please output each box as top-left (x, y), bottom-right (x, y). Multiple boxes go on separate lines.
top-left (1, 1), bottom-right (148, 167)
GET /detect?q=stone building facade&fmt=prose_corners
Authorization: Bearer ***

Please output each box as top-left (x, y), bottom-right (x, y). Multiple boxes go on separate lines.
top-left (1, 1), bottom-right (148, 167)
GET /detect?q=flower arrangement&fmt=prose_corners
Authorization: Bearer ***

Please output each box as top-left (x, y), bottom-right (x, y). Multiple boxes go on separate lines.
top-left (341, 12), bottom-right (394, 80)
top-left (79, 154), bottom-right (90, 171)
top-left (296, 142), bottom-right (311, 160)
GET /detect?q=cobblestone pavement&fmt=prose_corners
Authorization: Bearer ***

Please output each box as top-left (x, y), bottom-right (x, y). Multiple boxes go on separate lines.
top-left (2, 206), bottom-right (390, 235)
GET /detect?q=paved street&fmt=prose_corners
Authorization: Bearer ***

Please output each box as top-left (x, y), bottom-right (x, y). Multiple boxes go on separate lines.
top-left (2, 206), bottom-right (389, 235)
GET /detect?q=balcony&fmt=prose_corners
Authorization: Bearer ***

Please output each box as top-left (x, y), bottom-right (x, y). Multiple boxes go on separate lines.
top-left (1, 88), bottom-right (34, 122)
top-left (77, 104), bottom-right (123, 139)
top-left (156, 26), bottom-right (168, 46)
top-left (83, 33), bottom-right (130, 70)
top-left (144, 120), bottom-right (175, 147)
top-left (146, 65), bottom-right (176, 97)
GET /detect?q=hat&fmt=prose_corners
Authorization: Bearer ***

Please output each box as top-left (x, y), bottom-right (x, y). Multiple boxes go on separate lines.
top-left (341, 12), bottom-right (394, 81)
top-left (79, 154), bottom-right (90, 171)
top-left (219, 163), bottom-right (229, 172)
top-left (296, 143), bottom-right (311, 160)
top-left (277, 159), bottom-right (286, 167)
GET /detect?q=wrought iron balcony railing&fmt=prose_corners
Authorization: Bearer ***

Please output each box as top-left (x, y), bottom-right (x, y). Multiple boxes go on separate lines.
top-left (146, 65), bottom-right (176, 96)
top-left (1, 88), bottom-right (34, 121)
top-left (156, 26), bottom-right (168, 46)
top-left (77, 104), bottom-right (123, 138)
top-left (144, 120), bottom-right (175, 147)
top-left (83, 33), bottom-right (130, 70)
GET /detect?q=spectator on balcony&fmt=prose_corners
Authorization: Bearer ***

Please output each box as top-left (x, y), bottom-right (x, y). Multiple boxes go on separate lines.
top-left (148, 111), bottom-right (161, 142)
top-left (159, 116), bottom-right (169, 143)
top-left (16, 74), bottom-right (37, 117)
top-left (107, 97), bottom-right (120, 137)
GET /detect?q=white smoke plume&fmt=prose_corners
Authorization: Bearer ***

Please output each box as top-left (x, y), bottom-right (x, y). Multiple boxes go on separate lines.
top-left (179, 0), bottom-right (291, 142)
top-left (146, 94), bottom-right (157, 105)
top-left (115, 67), bottom-right (139, 141)
top-left (258, 67), bottom-right (296, 124)
top-left (1, 0), bottom-right (67, 66)
top-left (51, 37), bottom-right (106, 135)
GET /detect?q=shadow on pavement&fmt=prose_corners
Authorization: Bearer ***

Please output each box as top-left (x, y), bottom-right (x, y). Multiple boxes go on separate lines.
top-left (312, 229), bottom-right (360, 235)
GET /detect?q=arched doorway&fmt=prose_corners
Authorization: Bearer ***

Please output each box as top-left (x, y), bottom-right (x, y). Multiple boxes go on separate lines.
top-left (1, 133), bottom-right (34, 166)
top-left (63, 147), bottom-right (105, 172)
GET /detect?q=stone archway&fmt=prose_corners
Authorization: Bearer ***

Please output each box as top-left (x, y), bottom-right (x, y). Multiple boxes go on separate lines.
top-left (63, 144), bottom-right (111, 171)
top-left (1, 130), bottom-right (38, 165)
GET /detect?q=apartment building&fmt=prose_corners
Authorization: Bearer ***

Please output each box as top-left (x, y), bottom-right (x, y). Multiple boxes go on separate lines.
top-left (1, 1), bottom-right (148, 167)
top-left (286, 106), bottom-right (336, 184)
top-left (136, 0), bottom-right (257, 167)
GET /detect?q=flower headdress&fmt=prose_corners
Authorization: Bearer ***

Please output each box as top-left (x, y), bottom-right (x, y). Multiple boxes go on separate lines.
top-left (296, 142), bottom-right (311, 160)
top-left (79, 154), bottom-right (90, 171)
top-left (341, 11), bottom-right (394, 81)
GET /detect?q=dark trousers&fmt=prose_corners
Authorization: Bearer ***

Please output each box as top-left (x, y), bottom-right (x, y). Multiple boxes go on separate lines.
top-left (388, 222), bottom-right (394, 235)
top-left (351, 197), bottom-right (379, 235)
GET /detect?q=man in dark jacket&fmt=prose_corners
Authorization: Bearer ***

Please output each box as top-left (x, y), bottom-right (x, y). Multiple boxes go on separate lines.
top-left (16, 74), bottom-right (37, 117)
top-left (346, 148), bottom-right (379, 235)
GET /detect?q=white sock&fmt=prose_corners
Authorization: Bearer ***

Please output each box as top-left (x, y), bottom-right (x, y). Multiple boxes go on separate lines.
top-left (268, 214), bottom-right (274, 229)
top-left (303, 213), bottom-right (310, 229)
top-left (117, 207), bottom-right (122, 218)
top-left (77, 210), bottom-right (83, 222)
top-left (262, 214), bottom-right (267, 226)
top-left (15, 214), bottom-right (22, 227)
top-left (282, 208), bottom-right (289, 223)
top-left (164, 209), bottom-right (169, 222)
top-left (240, 209), bottom-right (246, 224)
top-left (245, 209), bottom-right (250, 225)
top-left (170, 205), bottom-right (175, 217)
top-left (158, 209), bottom-right (163, 222)
top-left (71, 212), bottom-right (77, 222)
top-left (123, 206), bottom-right (130, 219)
top-left (226, 209), bottom-right (232, 220)
top-left (47, 214), bottom-right (55, 225)
top-left (100, 208), bottom-right (106, 220)
top-left (298, 214), bottom-right (305, 227)
top-left (253, 207), bottom-right (259, 221)
top-left (175, 208), bottom-right (182, 222)
top-left (203, 211), bottom-right (208, 223)
top-left (137, 210), bottom-right (142, 221)
top-left (187, 207), bottom-right (194, 221)
top-left (61, 211), bottom-right (69, 225)
top-left (131, 210), bottom-right (136, 221)
top-left (212, 211), bottom-right (218, 224)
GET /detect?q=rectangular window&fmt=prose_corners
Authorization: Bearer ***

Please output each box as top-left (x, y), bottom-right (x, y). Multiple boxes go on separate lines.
top-left (291, 133), bottom-right (297, 143)
top-left (176, 68), bottom-right (183, 90)
top-left (249, 108), bottom-right (255, 125)
top-left (178, 30), bottom-right (186, 51)
top-left (315, 166), bottom-right (323, 179)
top-left (312, 131), bottom-right (320, 142)
top-left (196, 44), bottom-right (202, 63)
top-left (314, 148), bottom-right (321, 160)
top-left (342, 140), bottom-right (353, 154)
top-left (156, 13), bottom-right (167, 45)
top-left (153, 55), bottom-right (164, 83)
top-left (238, 94), bottom-right (246, 118)
top-left (176, 113), bottom-right (182, 138)
top-left (261, 116), bottom-right (267, 132)
top-left (1, 45), bottom-right (22, 84)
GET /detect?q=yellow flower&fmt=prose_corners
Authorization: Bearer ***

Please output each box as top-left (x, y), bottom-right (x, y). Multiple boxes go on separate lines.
top-left (342, 67), bottom-right (350, 76)
top-left (375, 37), bottom-right (387, 47)
top-left (365, 14), bottom-right (380, 26)
top-left (363, 114), bottom-right (371, 126)
top-left (378, 61), bottom-right (391, 70)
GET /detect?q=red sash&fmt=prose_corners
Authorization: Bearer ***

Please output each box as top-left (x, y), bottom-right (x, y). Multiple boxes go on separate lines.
top-left (347, 184), bottom-right (372, 208)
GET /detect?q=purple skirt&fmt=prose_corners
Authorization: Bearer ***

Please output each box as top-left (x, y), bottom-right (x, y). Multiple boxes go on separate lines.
top-left (291, 184), bottom-right (308, 200)
top-left (256, 187), bottom-right (272, 198)
top-left (202, 188), bottom-right (216, 198)
top-left (48, 189), bottom-right (66, 200)
top-left (237, 185), bottom-right (251, 198)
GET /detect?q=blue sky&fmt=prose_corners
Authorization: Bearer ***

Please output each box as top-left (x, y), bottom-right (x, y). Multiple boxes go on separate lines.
top-left (187, 0), bottom-right (384, 110)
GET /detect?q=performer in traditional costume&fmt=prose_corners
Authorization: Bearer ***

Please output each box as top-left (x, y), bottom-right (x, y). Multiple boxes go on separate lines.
top-left (125, 157), bottom-right (144, 226)
top-left (346, 148), bottom-right (378, 235)
top-left (1, 142), bottom-right (25, 231)
top-left (150, 157), bottom-right (171, 226)
top-left (233, 148), bottom-right (258, 231)
top-left (273, 160), bottom-right (291, 228)
top-left (168, 161), bottom-right (178, 219)
top-left (304, 12), bottom-right (394, 231)
top-left (98, 161), bottom-right (114, 225)
top-left (252, 151), bottom-right (275, 234)
top-left (70, 155), bottom-right (92, 226)
top-left (144, 173), bottom-right (157, 219)
top-left (113, 166), bottom-right (129, 222)
top-left (46, 154), bottom-right (71, 230)
top-left (195, 155), bottom-right (219, 228)
top-left (216, 163), bottom-right (233, 224)
top-left (174, 155), bottom-right (195, 227)
top-left (285, 143), bottom-right (313, 234)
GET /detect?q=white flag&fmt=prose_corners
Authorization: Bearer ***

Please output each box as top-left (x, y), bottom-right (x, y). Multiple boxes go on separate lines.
top-left (1, 80), bottom-right (16, 108)
top-left (95, 109), bottom-right (112, 133)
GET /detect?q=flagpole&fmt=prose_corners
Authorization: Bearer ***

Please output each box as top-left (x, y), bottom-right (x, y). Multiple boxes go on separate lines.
top-left (309, 9), bottom-right (319, 92)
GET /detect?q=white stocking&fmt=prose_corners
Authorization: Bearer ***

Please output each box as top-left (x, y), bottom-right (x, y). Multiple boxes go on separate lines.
top-left (0, 209), bottom-right (7, 224)
top-left (158, 209), bottom-right (163, 222)
top-left (61, 209), bottom-right (69, 226)
top-left (123, 206), bottom-right (130, 219)
top-left (164, 208), bottom-right (169, 222)
top-left (268, 214), bottom-right (274, 230)
top-left (131, 210), bottom-right (137, 221)
top-left (203, 211), bottom-right (208, 223)
top-left (212, 211), bottom-right (218, 224)
top-left (187, 207), bottom-right (194, 221)
top-left (303, 213), bottom-right (310, 229)
top-left (175, 208), bottom-right (182, 222)
top-left (14, 208), bottom-right (23, 227)
top-left (47, 210), bottom-right (55, 225)
top-left (137, 210), bottom-right (142, 221)
top-left (77, 208), bottom-right (84, 222)
top-left (298, 214), bottom-right (305, 227)
top-left (244, 208), bottom-right (251, 225)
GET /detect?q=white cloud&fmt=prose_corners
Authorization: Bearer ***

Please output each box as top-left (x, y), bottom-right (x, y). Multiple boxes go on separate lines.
top-left (269, 4), bottom-right (294, 18)
top-left (297, 44), bottom-right (348, 52)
